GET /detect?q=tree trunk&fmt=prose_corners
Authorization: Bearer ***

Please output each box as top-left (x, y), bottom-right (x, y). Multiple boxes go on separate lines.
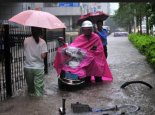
top-left (139, 15), bottom-right (142, 35)
top-left (146, 15), bottom-right (149, 35)
top-left (128, 22), bottom-right (132, 33)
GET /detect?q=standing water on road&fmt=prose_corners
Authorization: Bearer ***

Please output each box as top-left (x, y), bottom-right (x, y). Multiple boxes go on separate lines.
top-left (0, 34), bottom-right (155, 115)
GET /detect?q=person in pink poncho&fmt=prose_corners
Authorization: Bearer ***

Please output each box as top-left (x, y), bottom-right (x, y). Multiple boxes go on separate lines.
top-left (54, 20), bottom-right (113, 84)
top-left (69, 20), bottom-right (113, 83)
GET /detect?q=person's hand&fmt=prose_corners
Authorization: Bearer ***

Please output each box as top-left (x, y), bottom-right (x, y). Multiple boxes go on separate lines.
top-left (41, 52), bottom-right (48, 59)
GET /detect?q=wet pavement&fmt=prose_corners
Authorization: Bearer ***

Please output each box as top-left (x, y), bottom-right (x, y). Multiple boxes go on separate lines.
top-left (0, 33), bottom-right (155, 115)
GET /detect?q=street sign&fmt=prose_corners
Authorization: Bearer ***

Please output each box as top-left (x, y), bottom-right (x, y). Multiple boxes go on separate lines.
top-left (58, 2), bottom-right (80, 7)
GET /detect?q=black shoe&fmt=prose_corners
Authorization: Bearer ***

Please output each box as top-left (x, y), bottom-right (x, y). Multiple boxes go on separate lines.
top-left (95, 76), bottom-right (102, 82)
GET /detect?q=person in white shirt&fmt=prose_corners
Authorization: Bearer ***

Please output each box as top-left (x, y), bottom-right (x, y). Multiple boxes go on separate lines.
top-left (24, 27), bottom-right (48, 97)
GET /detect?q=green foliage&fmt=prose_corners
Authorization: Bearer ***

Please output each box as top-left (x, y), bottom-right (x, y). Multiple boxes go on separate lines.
top-left (128, 33), bottom-right (155, 68)
top-left (146, 42), bottom-right (155, 68)
top-left (114, 3), bottom-right (147, 30)
top-left (148, 2), bottom-right (155, 28)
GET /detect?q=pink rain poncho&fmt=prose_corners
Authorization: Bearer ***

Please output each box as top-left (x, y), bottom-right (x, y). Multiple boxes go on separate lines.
top-left (54, 32), bottom-right (113, 81)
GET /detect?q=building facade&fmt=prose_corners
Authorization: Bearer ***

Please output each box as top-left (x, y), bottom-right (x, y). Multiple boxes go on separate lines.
top-left (0, 2), bottom-right (110, 31)
top-left (0, 3), bottom-right (34, 23)
top-left (33, 2), bottom-right (110, 31)
top-left (80, 3), bottom-right (110, 15)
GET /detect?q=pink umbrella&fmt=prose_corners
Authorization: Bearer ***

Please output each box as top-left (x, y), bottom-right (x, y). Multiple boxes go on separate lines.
top-left (8, 10), bottom-right (66, 29)
top-left (77, 11), bottom-right (109, 25)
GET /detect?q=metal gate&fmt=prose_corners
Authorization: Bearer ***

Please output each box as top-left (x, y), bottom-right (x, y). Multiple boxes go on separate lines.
top-left (0, 23), bottom-right (31, 101)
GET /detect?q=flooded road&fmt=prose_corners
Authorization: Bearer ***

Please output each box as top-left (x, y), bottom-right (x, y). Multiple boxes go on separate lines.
top-left (0, 34), bottom-right (155, 115)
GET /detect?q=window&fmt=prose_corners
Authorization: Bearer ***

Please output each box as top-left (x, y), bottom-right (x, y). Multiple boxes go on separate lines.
top-left (44, 3), bottom-right (58, 7)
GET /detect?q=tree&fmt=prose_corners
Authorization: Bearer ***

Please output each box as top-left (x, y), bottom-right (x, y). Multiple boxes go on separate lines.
top-left (113, 3), bottom-right (135, 33)
top-left (113, 2), bottom-right (150, 35)
top-left (147, 2), bottom-right (155, 34)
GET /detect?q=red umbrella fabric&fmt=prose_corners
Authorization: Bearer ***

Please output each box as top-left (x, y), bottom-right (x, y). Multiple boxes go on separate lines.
top-left (77, 14), bottom-right (90, 25)
top-left (9, 10), bottom-right (66, 29)
top-left (77, 11), bottom-right (109, 25)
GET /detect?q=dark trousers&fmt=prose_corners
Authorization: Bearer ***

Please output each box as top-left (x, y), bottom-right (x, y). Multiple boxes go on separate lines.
top-left (85, 76), bottom-right (102, 83)
top-left (103, 45), bottom-right (107, 58)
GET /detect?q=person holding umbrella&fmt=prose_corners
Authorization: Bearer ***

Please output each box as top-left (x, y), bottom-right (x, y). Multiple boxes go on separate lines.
top-left (8, 9), bottom-right (66, 96)
top-left (96, 20), bottom-right (108, 58)
top-left (24, 27), bottom-right (48, 97)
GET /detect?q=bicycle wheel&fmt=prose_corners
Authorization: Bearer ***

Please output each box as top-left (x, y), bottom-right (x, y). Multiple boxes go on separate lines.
top-left (115, 104), bottom-right (140, 115)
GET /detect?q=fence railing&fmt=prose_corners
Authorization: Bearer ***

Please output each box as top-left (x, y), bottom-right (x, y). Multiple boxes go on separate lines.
top-left (0, 24), bottom-right (31, 101)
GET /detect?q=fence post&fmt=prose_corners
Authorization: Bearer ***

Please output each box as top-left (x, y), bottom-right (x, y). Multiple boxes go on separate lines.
top-left (43, 28), bottom-right (48, 74)
top-left (4, 24), bottom-right (12, 97)
top-left (63, 28), bottom-right (66, 42)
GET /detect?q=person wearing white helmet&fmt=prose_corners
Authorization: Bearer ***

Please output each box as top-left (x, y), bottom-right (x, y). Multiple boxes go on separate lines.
top-left (70, 20), bottom-right (113, 83)
top-left (81, 20), bottom-right (93, 37)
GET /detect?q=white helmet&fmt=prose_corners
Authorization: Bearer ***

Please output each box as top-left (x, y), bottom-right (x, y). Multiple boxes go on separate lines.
top-left (81, 20), bottom-right (93, 28)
